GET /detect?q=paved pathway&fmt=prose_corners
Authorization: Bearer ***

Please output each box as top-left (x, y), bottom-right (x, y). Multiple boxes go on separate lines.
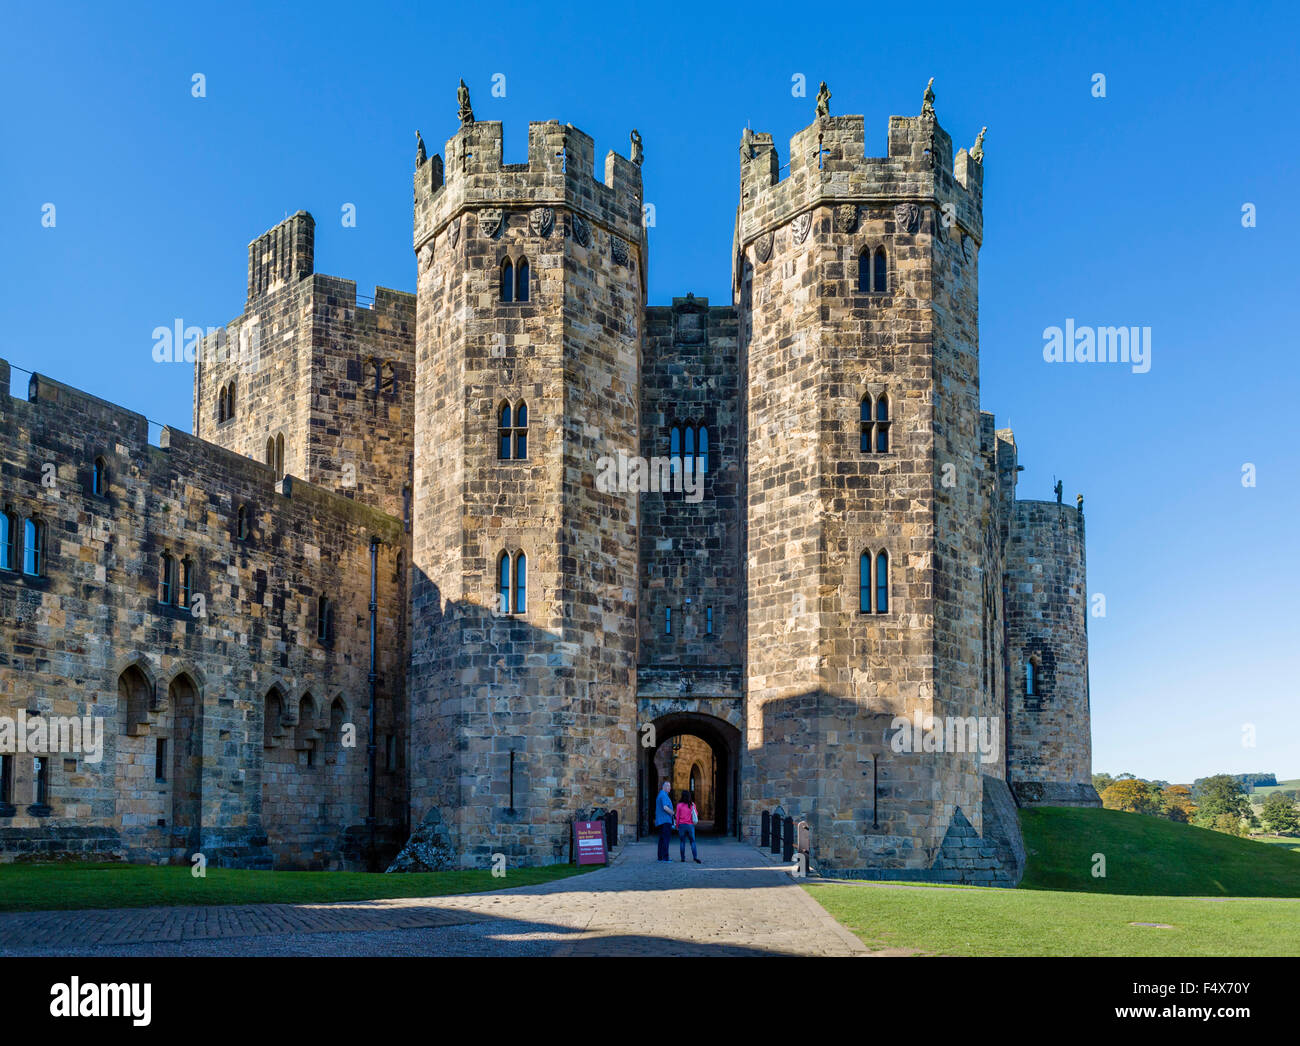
top-left (0, 838), bottom-right (867, 957)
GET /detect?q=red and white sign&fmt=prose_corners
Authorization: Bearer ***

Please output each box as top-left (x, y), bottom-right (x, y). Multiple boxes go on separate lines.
top-left (573, 820), bottom-right (608, 865)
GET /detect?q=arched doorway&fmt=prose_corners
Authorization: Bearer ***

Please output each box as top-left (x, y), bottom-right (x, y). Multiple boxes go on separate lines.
top-left (639, 712), bottom-right (740, 838)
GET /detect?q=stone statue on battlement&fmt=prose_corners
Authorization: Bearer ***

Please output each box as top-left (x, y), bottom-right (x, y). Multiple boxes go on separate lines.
top-left (415, 130), bottom-right (426, 166)
top-left (971, 126), bottom-right (986, 164)
top-left (815, 81), bottom-right (831, 119)
top-left (630, 128), bottom-right (643, 166)
top-left (457, 79), bottom-right (474, 125)
top-left (1076, 493), bottom-right (1084, 513)
top-left (922, 77), bottom-right (936, 118)
top-left (1054, 479), bottom-right (1063, 504)
top-left (740, 126), bottom-right (755, 162)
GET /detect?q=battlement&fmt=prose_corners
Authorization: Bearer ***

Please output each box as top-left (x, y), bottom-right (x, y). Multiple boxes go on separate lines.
top-left (310, 275), bottom-right (416, 325)
top-left (248, 211), bottom-right (314, 302)
top-left (0, 357), bottom-right (403, 540)
top-left (737, 111), bottom-right (983, 250)
top-left (413, 119), bottom-right (643, 253)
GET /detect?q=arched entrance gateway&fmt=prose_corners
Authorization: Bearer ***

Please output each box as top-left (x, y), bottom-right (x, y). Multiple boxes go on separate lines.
top-left (638, 712), bottom-right (741, 838)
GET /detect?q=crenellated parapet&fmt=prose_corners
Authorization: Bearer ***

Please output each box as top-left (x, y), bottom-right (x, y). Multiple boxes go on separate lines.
top-left (413, 120), bottom-right (644, 281)
top-left (735, 110), bottom-right (983, 278)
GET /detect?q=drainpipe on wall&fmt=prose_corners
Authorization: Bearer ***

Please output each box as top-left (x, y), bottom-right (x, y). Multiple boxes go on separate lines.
top-left (367, 536), bottom-right (379, 871)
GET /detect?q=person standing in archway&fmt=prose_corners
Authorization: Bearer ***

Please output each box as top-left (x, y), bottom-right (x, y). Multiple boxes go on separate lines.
top-left (655, 779), bottom-right (675, 862)
top-left (676, 790), bottom-right (701, 863)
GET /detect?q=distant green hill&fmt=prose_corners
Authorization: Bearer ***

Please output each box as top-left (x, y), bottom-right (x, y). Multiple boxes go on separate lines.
top-left (1020, 807), bottom-right (1300, 897)
top-left (1249, 777), bottom-right (1300, 800)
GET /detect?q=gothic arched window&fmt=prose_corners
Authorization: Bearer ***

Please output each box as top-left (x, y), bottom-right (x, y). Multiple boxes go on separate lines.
top-left (500, 259), bottom-right (514, 303)
top-left (160, 552), bottom-right (175, 604)
top-left (859, 395), bottom-right (873, 453)
top-left (514, 401), bottom-right (528, 459)
top-left (513, 551), bottom-right (527, 613)
top-left (697, 426), bottom-right (709, 474)
top-left (0, 509), bottom-right (15, 571)
top-left (498, 551), bottom-right (511, 614)
top-left (498, 402), bottom-right (512, 459)
top-left (859, 552), bottom-right (871, 614)
top-left (22, 518), bottom-right (45, 577)
top-left (857, 249), bottom-right (871, 293)
top-left (1026, 658), bottom-right (1038, 697)
top-left (875, 550), bottom-right (889, 613)
top-left (873, 247), bottom-right (888, 293)
top-left (92, 456), bottom-right (108, 496)
top-left (670, 426), bottom-right (681, 475)
top-left (875, 393), bottom-right (891, 452)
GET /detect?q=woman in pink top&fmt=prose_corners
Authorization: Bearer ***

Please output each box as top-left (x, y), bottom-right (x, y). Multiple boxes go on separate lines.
top-left (675, 790), bottom-right (701, 863)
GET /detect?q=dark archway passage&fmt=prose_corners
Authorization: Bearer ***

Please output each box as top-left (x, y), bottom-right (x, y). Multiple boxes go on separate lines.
top-left (638, 712), bottom-right (741, 839)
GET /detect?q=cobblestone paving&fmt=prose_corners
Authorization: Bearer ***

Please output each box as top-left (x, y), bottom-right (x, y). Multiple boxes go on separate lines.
top-left (0, 839), bottom-right (867, 957)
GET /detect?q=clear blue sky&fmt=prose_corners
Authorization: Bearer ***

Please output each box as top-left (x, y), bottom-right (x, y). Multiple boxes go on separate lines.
top-left (2, 1), bottom-right (1297, 785)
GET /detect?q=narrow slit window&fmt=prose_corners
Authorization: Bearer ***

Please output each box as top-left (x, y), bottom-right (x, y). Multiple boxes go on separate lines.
top-left (665, 606), bottom-right (672, 636)
top-left (859, 552), bottom-right (871, 613)
top-left (1026, 659), bottom-right (1037, 697)
top-left (498, 552), bottom-right (511, 614)
top-left (181, 557), bottom-right (193, 608)
top-left (513, 552), bottom-right (527, 613)
top-left (500, 259), bottom-right (514, 303)
top-left (160, 553), bottom-right (175, 604)
top-left (0, 510), bottom-right (16, 570)
top-left (873, 247), bottom-right (887, 293)
top-left (155, 738), bottom-right (167, 783)
top-left (514, 401), bottom-right (528, 459)
top-left (698, 426), bottom-right (709, 474)
top-left (875, 393), bottom-right (891, 453)
top-left (857, 250), bottom-right (871, 293)
top-left (860, 396), bottom-right (873, 453)
top-left (498, 403), bottom-right (512, 459)
top-left (670, 426), bottom-right (681, 475)
top-left (93, 457), bottom-right (108, 496)
top-left (875, 550), bottom-right (889, 613)
top-left (23, 519), bottom-right (44, 577)
top-left (706, 606), bottom-right (714, 635)
top-left (516, 258), bottom-right (530, 302)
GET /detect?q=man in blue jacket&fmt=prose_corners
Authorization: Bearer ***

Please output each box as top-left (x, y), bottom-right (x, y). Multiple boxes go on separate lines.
top-left (655, 779), bottom-right (675, 861)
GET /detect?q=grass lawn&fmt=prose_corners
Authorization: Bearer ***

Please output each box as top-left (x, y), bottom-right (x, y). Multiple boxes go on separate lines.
top-left (805, 806), bottom-right (1300, 956)
top-left (1253, 834), bottom-right (1300, 854)
top-left (0, 861), bottom-right (593, 913)
top-left (1018, 806), bottom-right (1300, 896)
top-left (805, 881), bottom-right (1300, 956)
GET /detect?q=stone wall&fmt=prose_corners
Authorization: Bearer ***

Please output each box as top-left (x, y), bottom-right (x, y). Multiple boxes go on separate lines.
top-left (0, 359), bottom-right (408, 867)
top-left (194, 212), bottom-right (417, 523)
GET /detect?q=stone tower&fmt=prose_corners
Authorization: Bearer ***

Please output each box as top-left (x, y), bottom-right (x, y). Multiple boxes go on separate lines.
top-left (734, 102), bottom-right (992, 871)
top-left (409, 118), bottom-right (645, 865)
top-left (194, 211), bottom-right (417, 521)
top-left (1004, 501), bottom-right (1095, 805)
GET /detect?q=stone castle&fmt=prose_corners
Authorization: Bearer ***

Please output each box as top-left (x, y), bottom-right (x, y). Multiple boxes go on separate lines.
top-left (0, 83), bottom-right (1098, 881)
